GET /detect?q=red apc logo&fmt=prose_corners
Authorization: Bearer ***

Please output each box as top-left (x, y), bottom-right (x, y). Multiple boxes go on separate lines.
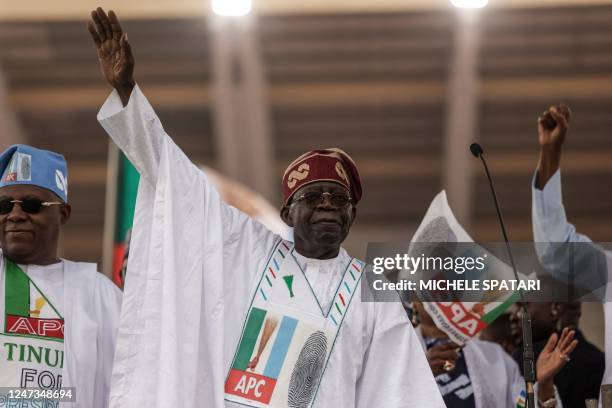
top-left (5, 315), bottom-right (64, 340)
top-left (4, 173), bottom-right (17, 182)
top-left (437, 302), bottom-right (486, 337)
top-left (225, 369), bottom-right (276, 404)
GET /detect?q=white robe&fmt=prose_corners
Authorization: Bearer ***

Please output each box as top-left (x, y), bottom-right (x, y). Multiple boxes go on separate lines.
top-left (416, 328), bottom-right (561, 407)
top-left (0, 253), bottom-right (122, 407)
top-left (532, 169), bottom-right (612, 387)
top-left (97, 85), bottom-right (446, 408)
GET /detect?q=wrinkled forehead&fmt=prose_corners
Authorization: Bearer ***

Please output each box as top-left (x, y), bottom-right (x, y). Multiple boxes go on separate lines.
top-left (0, 184), bottom-right (60, 201)
top-left (294, 180), bottom-right (350, 196)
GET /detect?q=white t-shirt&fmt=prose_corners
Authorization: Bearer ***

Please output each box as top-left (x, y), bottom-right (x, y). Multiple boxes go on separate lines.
top-left (0, 260), bottom-right (65, 390)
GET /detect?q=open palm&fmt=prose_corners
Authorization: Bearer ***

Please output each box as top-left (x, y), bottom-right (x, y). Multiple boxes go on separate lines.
top-left (536, 327), bottom-right (578, 384)
top-left (88, 8), bottom-right (134, 93)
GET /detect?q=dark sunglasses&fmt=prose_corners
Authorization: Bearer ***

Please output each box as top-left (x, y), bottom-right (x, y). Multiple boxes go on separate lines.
top-left (0, 198), bottom-right (63, 215)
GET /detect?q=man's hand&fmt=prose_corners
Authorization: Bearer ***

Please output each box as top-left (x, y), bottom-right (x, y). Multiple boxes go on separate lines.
top-left (535, 328), bottom-right (578, 400)
top-left (88, 7), bottom-right (135, 106)
top-left (247, 356), bottom-right (260, 371)
top-left (425, 342), bottom-right (461, 376)
top-left (538, 104), bottom-right (571, 149)
top-left (536, 104), bottom-right (572, 189)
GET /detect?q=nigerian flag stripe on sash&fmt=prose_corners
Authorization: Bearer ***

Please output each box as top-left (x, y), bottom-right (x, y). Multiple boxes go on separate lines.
top-left (5, 260), bottom-right (30, 317)
top-left (234, 307), bottom-right (267, 370)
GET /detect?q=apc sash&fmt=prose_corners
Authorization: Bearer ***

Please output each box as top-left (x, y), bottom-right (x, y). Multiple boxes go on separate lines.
top-left (225, 240), bottom-right (363, 408)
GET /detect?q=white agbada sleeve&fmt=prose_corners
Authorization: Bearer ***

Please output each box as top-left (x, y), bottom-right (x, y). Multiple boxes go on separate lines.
top-left (355, 301), bottom-right (446, 408)
top-left (97, 85), bottom-right (278, 408)
top-left (532, 169), bottom-right (612, 386)
top-left (532, 170), bottom-right (593, 246)
top-left (92, 273), bottom-right (123, 408)
top-left (532, 170), bottom-right (609, 293)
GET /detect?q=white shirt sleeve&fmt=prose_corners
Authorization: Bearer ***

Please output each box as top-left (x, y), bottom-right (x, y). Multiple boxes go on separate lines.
top-left (96, 85), bottom-right (277, 256)
top-left (532, 169), bottom-right (610, 298)
top-left (532, 169), bottom-right (592, 245)
top-left (355, 302), bottom-right (446, 408)
top-left (97, 86), bottom-right (166, 187)
top-left (93, 273), bottom-right (123, 408)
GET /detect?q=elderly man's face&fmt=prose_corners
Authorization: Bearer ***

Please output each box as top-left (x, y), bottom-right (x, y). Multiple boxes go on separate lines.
top-left (281, 181), bottom-right (356, 259)
top-left (0, 185), bottom-right (70, 265)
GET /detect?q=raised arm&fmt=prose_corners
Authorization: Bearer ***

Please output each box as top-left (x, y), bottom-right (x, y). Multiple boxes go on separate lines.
top-left (535, 104), bottom-right (570, 190)
top-left (532, 105), bottom-right (609, 298)
top-left (88, 8), bottom-right (181, 186)
top-left (88, 7), bottom-right (279, 273)
top-left (247, 318), bottom-right (279, 371)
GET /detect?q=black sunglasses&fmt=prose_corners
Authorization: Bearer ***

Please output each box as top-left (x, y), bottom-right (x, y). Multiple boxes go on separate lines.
top-left (0, 198), bottom-right (63, 215)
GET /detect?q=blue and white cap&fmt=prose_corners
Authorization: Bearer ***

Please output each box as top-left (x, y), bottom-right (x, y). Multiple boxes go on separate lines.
top-left (0, 144), bottom-right (68, 202)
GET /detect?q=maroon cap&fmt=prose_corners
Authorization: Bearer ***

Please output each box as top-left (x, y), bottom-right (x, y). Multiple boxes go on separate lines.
top-left (282, 148), bottom-right (362, 205)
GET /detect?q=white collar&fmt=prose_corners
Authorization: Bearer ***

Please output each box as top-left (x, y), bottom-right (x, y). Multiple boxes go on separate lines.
top-left (293, 247), bottom-right (346, 268)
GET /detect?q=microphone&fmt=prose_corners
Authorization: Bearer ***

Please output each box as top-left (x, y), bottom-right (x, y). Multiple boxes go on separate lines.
top-left (470, 142), bottom-right (536, 408)
top-left (469, 142), bottom-right (483, 158)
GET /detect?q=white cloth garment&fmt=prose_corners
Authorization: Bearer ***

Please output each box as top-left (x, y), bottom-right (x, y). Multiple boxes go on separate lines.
top-left (416, 327), bottom-right (561, 407)
top-left (97, 85), bottom-right (446, 408)
top-left (532, 169), bottom-right (612, 387)
top-left (0, 260), bottom-right (65, 390)
top-left (0, 253), bottom-right (122, 408)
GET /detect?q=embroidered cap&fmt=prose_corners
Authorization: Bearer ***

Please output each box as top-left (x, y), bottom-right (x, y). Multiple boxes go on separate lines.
top-left (0, 144), bottom-right (68, 202)
top-left (282, 148), bottom-right (362, 205)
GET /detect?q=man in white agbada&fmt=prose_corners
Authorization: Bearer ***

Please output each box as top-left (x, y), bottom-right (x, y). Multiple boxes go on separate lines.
top-left (88, 7), bottom-right (445, 408)
top-left (0, 144), bottom-right (122, 407)
top-left (532, 105), bottom-right (612, 389)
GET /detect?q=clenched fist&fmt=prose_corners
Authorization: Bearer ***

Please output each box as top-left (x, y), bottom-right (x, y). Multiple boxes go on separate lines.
top-left (538, 104), bottom-right (571, 150)
top-left (535, 104), bottom-right (572, 189)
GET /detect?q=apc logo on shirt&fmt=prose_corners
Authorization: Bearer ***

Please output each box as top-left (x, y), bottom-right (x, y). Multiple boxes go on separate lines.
top-left (5, 316), bottom-right (64, 340)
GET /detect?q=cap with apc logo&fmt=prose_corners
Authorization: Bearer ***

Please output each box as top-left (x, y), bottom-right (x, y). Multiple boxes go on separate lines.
top-left (0, 144), bottom-right (68, 202)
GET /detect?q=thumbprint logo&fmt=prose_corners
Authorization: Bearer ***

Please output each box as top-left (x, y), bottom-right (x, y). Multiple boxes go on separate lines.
top-left (288, 331), bottom-right (327, 408)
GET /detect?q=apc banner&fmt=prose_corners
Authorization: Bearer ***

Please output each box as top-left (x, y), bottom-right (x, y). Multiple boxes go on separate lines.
top-left (404, 191), bottom-right (518, 344)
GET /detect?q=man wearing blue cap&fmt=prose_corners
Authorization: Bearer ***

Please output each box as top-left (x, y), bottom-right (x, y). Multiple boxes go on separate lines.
top-left (0, 144), bottom-right (122, 407)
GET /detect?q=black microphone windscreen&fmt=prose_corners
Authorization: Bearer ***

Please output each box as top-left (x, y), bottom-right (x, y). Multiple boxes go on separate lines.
top-left (470, 143), bottom-right (484, 158)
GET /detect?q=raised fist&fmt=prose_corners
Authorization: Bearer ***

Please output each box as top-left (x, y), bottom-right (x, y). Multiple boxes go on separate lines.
top-left (538, 104), bottom-right (571, 149)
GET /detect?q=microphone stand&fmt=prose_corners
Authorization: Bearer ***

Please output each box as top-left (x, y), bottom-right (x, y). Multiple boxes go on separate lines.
top-left (470, 143), bottom-right (536, 408)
